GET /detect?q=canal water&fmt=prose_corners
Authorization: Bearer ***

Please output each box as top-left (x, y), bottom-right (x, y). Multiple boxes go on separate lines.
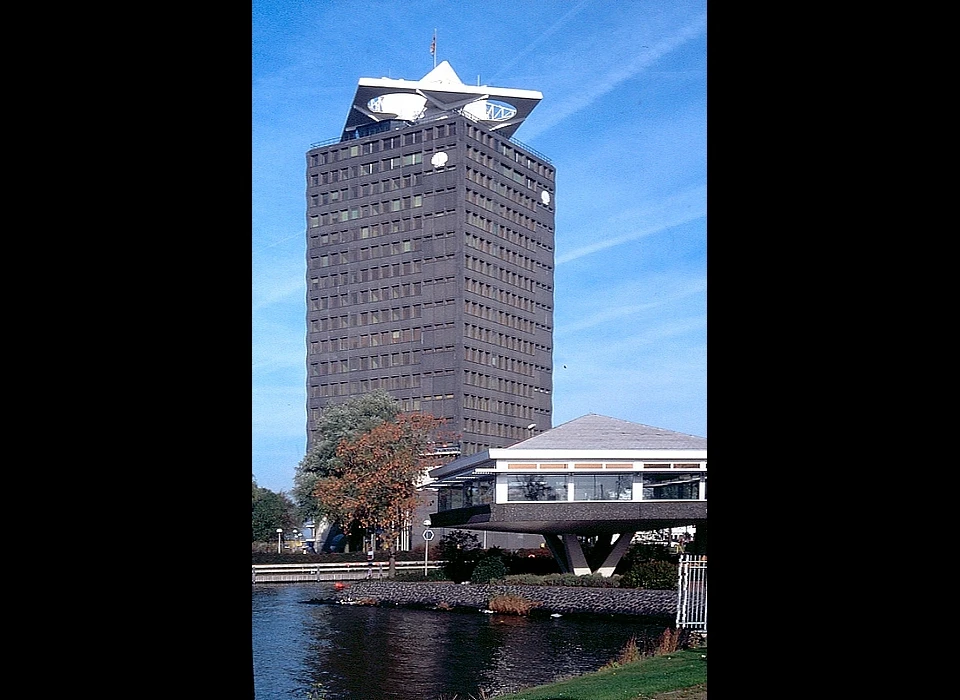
top-left (253, 583), bottom-right (672, 699)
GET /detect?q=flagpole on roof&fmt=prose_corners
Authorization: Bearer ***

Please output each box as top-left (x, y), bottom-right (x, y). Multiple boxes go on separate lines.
top-left (431, 29), bottom-right (437, 68)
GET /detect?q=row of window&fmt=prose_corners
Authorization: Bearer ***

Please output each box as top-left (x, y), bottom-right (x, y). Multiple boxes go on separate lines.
top-left (466, 189), bottom-right (543, 232)
top-left (310, 240), bottom-right (422, 267)
top-left (509, 474), bottom-right (633, 503)
top-left (309, 173), bottom-right (426, 208)
top-left (307, 319), bottom-right (546, 362)
top-left (465, 255), bottom-right (552, 294)
top-left (467, 126), bottom-right (554, 180)
top-left (308, 244), bottom-right (548, 298)
top-left (309, 125), bottom-right (458, 166)
top-left (355, 238), bottom-right (419, 261)
top-left (464, 299), bottom-right (544, 335)
top-left (310, 194), bottom-right (424, 226)
top-left (476, 211), bottom-right (552, 254)
top-left (311, 349), bottom-right (420, 376)
top-left (466, 124), bottom-right (554, 180)
top-left (310, 202), bottom-right (549, 257)
top-left (464, 323), bottom-right (542, 357)
top-left (464, 209), bottom-right (553, 250)
top-left (465, 346), bottom-right (545, 378)
top-left (500, 144), bottom-right (550, 176)
top-left (465, 230), bottom-right (547, 273)
top-left (308, 206), bottom-right (459, 245)
top-left (464, 276), bottom-right (546, 315)
top-left (309, 328), bottom-right (421, 355)
top-left (505, 462), bottom-right (705, 470)
top-left (466, 201), bottom-right (553, 254)
top-left (309, 223), bottom-right (456, 251)
top-left (466, 147), bottom-right (549, 194)
top-left (309, 272), bottom-right (449, 295)
top-left (306, 299), bottom-right (457, 340)
top-left (463, 393), bottom-right (535, 420)
top-left (309, 304), bottom-right (422, 333)
top-left (438, 473), bottom-right (706, 510)
top-left (308, 374), bottom-right (422, 399)
top-left (466, 169), bottom-right (546, 214)
top-left (311, 215), bottom-right (423, 241)
top-left (463, 370), bottom-right (550, 399)
top-left (309, 282), bottom-right (422, 309)
top-left (309, 153), bottom-right (425, 185)
top-left (309, 383), bottom-right (425, 404)
top-left (462, 418), bottom-right (546, 442)
top-left (310, 368), bottom-right (466, 401)
top-left (310, 261), bottom-right (423, 289)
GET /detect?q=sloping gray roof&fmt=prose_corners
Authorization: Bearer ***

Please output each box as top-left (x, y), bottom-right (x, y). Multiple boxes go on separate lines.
top-left (428, 414), bottom-right (705, 481)
top-left (512, 414), bottom-right (706, 450)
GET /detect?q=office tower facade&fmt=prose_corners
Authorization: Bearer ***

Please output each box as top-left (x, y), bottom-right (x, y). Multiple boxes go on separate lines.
top-left (305, 62), bottom-right (555, 459)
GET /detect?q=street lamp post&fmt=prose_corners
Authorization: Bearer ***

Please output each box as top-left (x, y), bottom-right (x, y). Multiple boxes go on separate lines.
top-left (276, 528), bottom-right (283, 554)
top-left (422, 519), bottom-right (434, 577)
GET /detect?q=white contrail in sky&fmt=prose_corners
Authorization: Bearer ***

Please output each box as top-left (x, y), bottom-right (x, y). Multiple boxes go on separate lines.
top-left (489, 0), bottom-right (595, 83)
top-left (522, 12), bottom-right (707, 141)
top-left (253, 231), bottom-right (301, 254)
top-left (557, 184), bottom-right (706, 264)
top-left (556, 277), bottom-right (706, 336)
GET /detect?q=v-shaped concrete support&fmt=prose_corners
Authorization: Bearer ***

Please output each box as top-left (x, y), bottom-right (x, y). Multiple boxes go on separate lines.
top-left (542, 531), bottom-right (637, 577)
top-left (596, 531), bottom-right (636, 577)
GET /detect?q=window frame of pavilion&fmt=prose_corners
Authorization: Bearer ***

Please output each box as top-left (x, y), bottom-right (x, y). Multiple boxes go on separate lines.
top-left (434, 461), bottom-right (706, 511)
top-left (496, 460), bottom-right (706, 504)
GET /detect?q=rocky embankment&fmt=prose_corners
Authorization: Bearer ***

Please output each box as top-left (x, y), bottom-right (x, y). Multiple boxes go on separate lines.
top-left (323, 581), bottom-right (677, 619)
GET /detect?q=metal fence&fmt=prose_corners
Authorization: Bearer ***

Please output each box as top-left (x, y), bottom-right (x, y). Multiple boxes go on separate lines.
top-left (252, 561), bottom-right (443, 584)
top-left (676, 554), bottom-right (707, 632)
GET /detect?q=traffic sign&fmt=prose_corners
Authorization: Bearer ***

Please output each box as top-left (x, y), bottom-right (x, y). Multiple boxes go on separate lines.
top-left (422, 529), bottom-right (434, 541)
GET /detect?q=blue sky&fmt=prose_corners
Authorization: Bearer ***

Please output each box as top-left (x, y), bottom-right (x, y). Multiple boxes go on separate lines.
top-left (253, 0), bottom-right (707, 495)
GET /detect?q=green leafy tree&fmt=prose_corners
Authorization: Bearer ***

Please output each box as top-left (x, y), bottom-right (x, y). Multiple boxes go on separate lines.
top-left (293, 390), bottom-right (400, 522)
top-left (252, 476), bottom-right (298, 542)
top-left (313, 412), bottom-right (444, 567)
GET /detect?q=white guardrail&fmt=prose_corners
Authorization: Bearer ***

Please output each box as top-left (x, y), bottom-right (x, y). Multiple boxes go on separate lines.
top-left (252, 561), bottom-right (445, 583)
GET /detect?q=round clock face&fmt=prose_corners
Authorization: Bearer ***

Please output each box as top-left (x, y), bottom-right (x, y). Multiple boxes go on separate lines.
top-left (540, 190), bottom-right (551, 205)
top-left (430, 151), bottom-right (449, 167)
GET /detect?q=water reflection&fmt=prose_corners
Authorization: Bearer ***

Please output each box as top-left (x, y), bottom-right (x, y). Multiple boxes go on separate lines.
top-left (253, 583), bottom-right (670, 699)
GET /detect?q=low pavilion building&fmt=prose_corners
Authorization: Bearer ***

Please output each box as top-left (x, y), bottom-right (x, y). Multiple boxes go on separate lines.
top-left (425, 414), bottom-right (707, 576)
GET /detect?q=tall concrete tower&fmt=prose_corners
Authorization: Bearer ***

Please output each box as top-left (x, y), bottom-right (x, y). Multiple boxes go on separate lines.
top-left (305, 61), bottom-right (556, 461)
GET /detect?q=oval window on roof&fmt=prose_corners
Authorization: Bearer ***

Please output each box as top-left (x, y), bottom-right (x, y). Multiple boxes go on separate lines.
top-left (367, 93), bottom-right (427, 121)
top-left (463, 99), bottom-right (517, 122)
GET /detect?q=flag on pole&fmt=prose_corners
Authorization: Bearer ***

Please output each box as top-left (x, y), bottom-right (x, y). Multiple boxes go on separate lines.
top-left (430, 31), bottom-right (436, 56)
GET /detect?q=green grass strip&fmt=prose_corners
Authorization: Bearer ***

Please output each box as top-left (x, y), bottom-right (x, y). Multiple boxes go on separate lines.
top-left (490, 647), bottom-right (707, 700)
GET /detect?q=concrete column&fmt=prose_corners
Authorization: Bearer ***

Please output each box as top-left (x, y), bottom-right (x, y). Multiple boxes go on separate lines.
top-left (562, 534), bottom-right (592, 576)
top-left (542, 533), bottom-right (569, 573)
top-left (595, 531), bottom-right (635, 577)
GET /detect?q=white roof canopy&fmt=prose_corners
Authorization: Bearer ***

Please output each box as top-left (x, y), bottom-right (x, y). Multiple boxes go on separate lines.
top-left (343, 61), bottom-right (543, 140)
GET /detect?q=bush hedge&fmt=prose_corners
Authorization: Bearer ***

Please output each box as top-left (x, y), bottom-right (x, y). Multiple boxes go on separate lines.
top-left (470, 555), bottom-right (508, 583)
top-left (619, 560), bottom-right (678, 590)
top-left (500, 573), bottom-right (623, 588)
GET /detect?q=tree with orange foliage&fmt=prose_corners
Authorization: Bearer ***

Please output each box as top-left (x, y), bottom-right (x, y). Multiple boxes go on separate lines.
top-left (313, 412), bottom-right (445, 573)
